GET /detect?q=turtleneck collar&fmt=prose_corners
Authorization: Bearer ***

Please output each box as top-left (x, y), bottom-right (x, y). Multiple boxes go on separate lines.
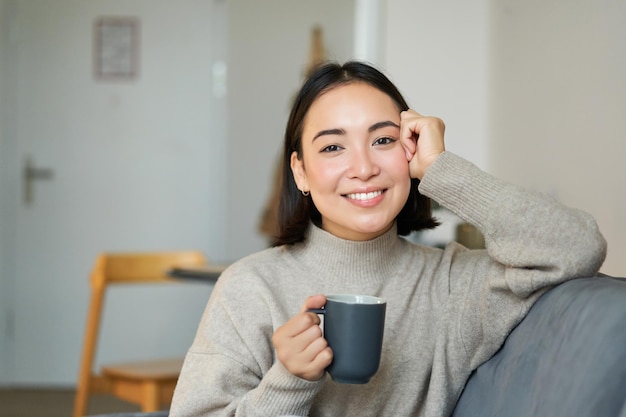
top-left (290, 223), bottom-right (409, 285)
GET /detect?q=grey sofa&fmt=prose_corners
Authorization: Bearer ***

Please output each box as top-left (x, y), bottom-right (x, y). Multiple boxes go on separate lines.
top-left (91, 275), bottom-right (626, 417)
top-left (452, 275), bottom-right (626, 417)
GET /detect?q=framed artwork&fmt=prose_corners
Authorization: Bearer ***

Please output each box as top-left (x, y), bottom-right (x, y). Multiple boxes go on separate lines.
top-left (94, 16), bottom-right (140, 80)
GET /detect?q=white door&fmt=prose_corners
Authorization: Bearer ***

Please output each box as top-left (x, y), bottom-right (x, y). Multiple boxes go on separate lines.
top-left (0, 0), bottom-right (228, 385)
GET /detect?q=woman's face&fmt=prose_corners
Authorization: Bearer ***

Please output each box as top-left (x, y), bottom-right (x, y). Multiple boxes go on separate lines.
top-left (291, 82), bottom-right (411, 241)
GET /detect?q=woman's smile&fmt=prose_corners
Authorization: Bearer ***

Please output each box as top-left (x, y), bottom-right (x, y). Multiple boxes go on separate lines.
top-left (343, 189), bottom-right (386, 207)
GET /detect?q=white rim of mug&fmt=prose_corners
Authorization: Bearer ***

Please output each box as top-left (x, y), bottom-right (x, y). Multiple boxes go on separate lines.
top-left (326, 294), bottom-right (386, 305)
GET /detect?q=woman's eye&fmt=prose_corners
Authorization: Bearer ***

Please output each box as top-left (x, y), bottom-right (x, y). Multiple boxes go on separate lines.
top-left (321, 144), bottom-right (341, 153)
top-left (374, 136), bottom-right (396, 146)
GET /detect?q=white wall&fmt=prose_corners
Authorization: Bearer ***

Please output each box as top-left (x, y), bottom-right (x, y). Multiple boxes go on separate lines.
top-left (384, 0), bottom-right (626, 275)
top-left (0, 0), bottom-right (22, 385)
top-left (0, 0), bottom-right (17, 384)
top-left (488, 0), bottom-right (626, 275)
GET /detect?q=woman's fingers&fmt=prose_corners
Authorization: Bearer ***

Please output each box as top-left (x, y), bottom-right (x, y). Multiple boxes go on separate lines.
top-left (300, 294), bottom-right (326, 313)
top-left (296, 324), bottom-right (332, 369)
top-left (273, 295), bottom-right (332, 381)
top-left (400, 110), bottom-right (421, 159)
top-left (400, 110), bottom-right (446, 179)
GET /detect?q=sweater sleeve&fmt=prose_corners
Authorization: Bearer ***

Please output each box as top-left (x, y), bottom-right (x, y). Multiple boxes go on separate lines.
top-left (416, 152), bottom-right (607, 417)
top-left (418, 152), bottom-right (607, 366)
top-left (169, 268), bottom-right (324, 417)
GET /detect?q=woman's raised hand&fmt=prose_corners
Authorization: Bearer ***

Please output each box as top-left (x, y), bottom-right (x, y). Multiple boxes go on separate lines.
top-left (400, 110), bottom-right (446, 180)
top-left (272, 295), bottom-right (333, 381)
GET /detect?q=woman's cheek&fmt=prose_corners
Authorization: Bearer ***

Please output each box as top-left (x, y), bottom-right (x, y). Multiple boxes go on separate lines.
top-left (388, 150), bottom-right (411, 176)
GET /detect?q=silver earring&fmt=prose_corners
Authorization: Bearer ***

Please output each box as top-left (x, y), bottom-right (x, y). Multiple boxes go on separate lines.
top-left (301, 189), bottom-right (310, 197)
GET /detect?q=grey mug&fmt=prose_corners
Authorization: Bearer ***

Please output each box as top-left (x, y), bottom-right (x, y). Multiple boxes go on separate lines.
top-left (309, 294), bottom-right (386, 384)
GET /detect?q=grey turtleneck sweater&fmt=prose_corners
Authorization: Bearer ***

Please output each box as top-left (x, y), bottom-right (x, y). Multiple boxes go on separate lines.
top-left (170, 152), bottom-right (606, 417)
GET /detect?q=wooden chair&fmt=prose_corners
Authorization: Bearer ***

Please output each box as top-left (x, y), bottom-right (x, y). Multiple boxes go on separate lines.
top-left (73, 251), bottom-right (208, 417)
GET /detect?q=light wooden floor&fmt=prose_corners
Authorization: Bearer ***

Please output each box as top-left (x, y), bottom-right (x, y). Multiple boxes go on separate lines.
top-left (0, 388), bottom-right (142, 417)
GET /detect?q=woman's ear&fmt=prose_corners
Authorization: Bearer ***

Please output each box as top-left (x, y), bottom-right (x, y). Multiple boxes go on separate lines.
top-left (290, 151), bottom-right (307, 191)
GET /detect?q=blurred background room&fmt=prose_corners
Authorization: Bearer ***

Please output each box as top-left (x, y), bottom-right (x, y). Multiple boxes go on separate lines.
top-left (0, 0), bottom-right (624, 415)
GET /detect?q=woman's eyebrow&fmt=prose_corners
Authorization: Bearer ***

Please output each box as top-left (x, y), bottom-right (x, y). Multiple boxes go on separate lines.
top-left (313, 128), bottom-right (346, 141)
top-left (369, 120), bottom-right (400, 132)
top-left (312, 121), bottom-right (399, 141)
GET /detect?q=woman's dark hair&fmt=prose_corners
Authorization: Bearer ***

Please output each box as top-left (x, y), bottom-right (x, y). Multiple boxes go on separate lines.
top-left (272, 61), bottom-right (439, 246)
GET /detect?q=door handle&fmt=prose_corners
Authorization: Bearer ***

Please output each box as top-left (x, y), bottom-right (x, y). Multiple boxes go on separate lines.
top-left (23, 156), bottom-right (54, 205)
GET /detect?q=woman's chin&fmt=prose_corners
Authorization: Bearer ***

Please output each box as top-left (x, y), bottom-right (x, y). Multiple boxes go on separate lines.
top-left (350, 221), bottom-right (395, 240)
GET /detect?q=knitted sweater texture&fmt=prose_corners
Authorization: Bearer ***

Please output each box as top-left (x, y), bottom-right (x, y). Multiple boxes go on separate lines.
top-left (170, 152), bottom-right (606, 417)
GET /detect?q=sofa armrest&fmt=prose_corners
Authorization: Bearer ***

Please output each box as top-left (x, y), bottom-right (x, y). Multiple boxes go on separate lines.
top-left (452, 276), bottom-right (626, 417)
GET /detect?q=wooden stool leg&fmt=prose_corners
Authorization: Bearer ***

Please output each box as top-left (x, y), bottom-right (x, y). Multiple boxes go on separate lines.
top-left (142, 381), bottom-right (160, 412)
top-left (74, 261), bottom-right (107, 417)
top-left (73, 383), bottom-right (89, 417)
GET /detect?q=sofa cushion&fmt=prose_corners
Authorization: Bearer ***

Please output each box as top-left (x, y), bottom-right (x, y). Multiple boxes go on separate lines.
top-left (452, 276), bottom-right (626, 417)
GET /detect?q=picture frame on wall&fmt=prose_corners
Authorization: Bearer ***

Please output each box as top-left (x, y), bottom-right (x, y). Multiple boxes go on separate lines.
top-left (94, 16), bottom-right (140, 81)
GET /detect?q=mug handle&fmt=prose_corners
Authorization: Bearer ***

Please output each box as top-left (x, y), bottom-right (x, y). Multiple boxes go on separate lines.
top-left (307, 308), bottom-right (325, 315)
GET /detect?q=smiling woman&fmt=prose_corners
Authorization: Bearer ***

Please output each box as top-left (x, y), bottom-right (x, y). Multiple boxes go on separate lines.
top-left (279, 62), bottom-right (439, 246)
top-left (169, 61), bottom-right (606, 417)
top-left (290, 82), bottom-right (413, 241)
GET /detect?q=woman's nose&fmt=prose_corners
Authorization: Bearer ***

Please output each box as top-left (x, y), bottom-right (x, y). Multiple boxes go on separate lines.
top-left (348, 149), bottom-right (380, 180)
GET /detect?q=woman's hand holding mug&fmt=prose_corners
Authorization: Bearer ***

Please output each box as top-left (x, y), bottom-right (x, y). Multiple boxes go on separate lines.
top-left (272, 295), bottom-right (333, 381)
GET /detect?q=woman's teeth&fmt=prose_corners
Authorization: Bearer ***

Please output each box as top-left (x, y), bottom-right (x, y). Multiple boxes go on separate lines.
top-left (346, 190), bottom-right (383, 201)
